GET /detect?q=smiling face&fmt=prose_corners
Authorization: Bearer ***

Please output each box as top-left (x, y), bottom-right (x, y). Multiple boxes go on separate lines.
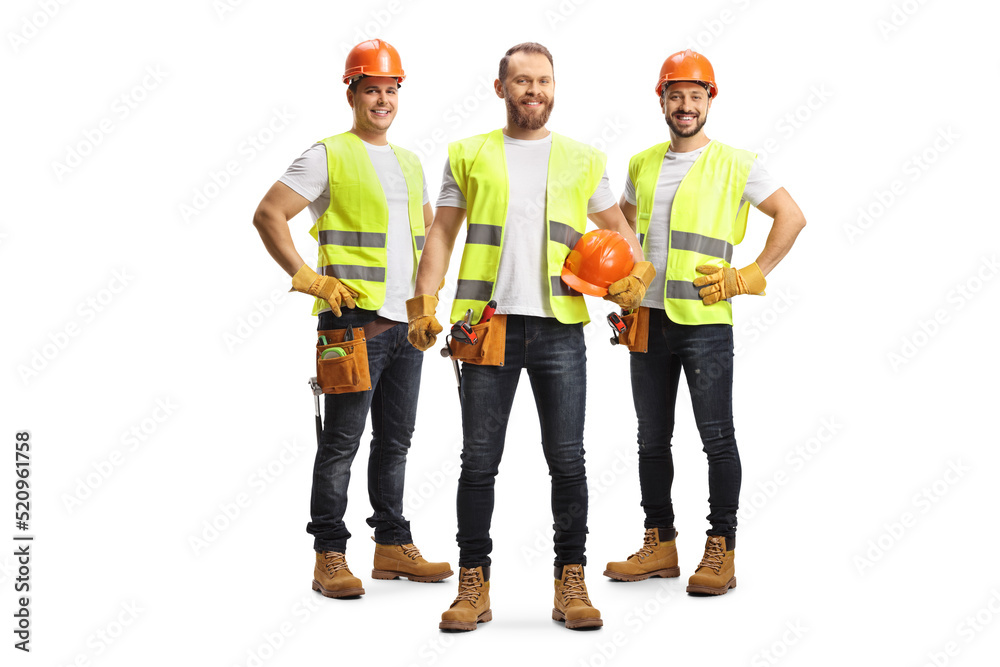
top-left (347, 76), bottom-right (399, 136)
top-left (498, 51), bottom-right (554, 131)
top-left (660, 81), bottom-right (711, 139)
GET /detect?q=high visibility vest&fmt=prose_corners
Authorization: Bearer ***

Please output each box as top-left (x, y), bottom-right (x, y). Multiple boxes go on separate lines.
top-left (309, 132), bottom-right (425, 315)
top-left (447, 129), bottom-right (606, 325)
top-left (629, 139), bottom-right (755, 326)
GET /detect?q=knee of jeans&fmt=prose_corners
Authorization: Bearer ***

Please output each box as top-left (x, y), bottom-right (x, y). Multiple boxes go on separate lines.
top-left (376, 428), bottom-right (414, 454)
top-left (545, 453), bottom-right (586, 481)
top-left (459, 451), bottom-right (502, 479)
top-left (321, 424), bottom-right (365, 454)
top-left (636, 425), bottom-right (673, 452)
top-left (697, 420), bottom-right (736, 455)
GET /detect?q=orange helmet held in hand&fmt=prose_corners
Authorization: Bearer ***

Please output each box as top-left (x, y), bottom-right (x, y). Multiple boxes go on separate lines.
top-left (655, 49), bottom-right (717, 99)
top-left (561, 230), bottom-right (635, 297)
top-left (343, 39), bottom-right (406, 86)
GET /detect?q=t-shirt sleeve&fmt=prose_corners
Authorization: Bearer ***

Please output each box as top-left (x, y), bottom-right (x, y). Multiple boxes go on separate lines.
top-left (623, 173), bottom-right (637, 206)
top-left (421, 164), bottom-right (430, 205)
top-left (587, 168), bottom-right (617, 214)
top-left (742, 159), bottom-right (781, 208)
top-left (435, 157), bottom-right (467, 209)
top-left (278, 143), bottom-right (328, 202)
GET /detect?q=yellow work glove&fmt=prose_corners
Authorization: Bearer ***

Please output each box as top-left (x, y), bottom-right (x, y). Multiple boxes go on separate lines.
top-left (693, 262), bottom-right (767, 305)
top-left (290, 264), bottom-right (358, 317)
top-left (405, 294), bottom-right (443, 351)
top-left (604, 261), bottom-right (656, 310)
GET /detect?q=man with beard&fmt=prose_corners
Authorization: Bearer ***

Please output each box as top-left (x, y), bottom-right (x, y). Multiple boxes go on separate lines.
top-left (253, 40), bottom-right (452, 599)
top-left (406, 42), bottom-right (653, 631)
top-left (603, 50), bottom-right (806, 595)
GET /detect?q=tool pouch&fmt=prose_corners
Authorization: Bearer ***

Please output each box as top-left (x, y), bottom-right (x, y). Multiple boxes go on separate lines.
top-left (448, 314), bottom-right (507, 366)
top-left (619, 307), bottom-right (650, 353)
top-left (316, 327), bottom-right (372, 393)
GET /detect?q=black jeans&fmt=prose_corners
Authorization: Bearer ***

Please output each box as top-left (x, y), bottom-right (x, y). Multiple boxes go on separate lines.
top-left (456, 315), bottom-right (589, 568)
top-left (629, 307), bottom-right (740, 547)
top-left (307, 309), bottom-right (422, 552)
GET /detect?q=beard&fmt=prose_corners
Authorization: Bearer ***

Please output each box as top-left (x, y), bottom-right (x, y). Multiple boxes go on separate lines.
top-left (665, 112), bottom-right (706, 138)
top-left (504, 89), bottom-right (554, 131)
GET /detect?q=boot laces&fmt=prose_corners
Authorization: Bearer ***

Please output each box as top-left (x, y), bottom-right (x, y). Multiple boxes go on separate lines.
top-left (453, 569), bottom-right (483, 603)
top-left (697, 538), bottom-right (725, 574)
top-left (561, 567), bottom-right (591, 604)
top-left (630, 529), bottom-right (658, 561)
top-left (322, 551), bottom-right (350, 575)
top-left (401, 544), bottom-right (423, 561)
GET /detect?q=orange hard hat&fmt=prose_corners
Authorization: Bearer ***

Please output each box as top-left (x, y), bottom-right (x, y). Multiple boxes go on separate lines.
top-left (655, 49), bottom-right (718, 99)
top-left (343, 39), bottom-right (405, 86)
top-left (561, 229), bottom-right (635, 297)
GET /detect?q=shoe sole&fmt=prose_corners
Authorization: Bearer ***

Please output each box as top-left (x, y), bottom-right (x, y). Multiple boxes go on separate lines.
top-left (603, 566), bottom-right (680, 581)
top-left (439, 609), bottom-right (492, 631)
top-left (552, 608), bottom-right (604, 629)
top-left (372, 568), bottom-right (454, 582)
top-left (312, 579), bottom-right (365, 598)
top-left (686, 577), bottom-right (737, 595)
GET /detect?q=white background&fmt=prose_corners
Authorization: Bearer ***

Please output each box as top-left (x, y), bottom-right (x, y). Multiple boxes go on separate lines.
top-left (4, 0), bottom-right (999, 665)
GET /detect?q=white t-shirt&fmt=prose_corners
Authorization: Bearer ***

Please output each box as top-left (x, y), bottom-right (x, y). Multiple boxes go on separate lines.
top-left (437, 133), bottom-right (617, 318)
top-left (622, 140), bottom-right (780, 310)
top-left (280, 140), bottom-right (430, 323)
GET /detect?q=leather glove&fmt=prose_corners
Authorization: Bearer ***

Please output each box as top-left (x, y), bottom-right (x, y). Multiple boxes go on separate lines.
top-left (290, 264), bottom-right (358, 317)
top-left (405, 294), bottom-right (443, 351)
top-left (604, 261), bottom-right (656, 310)
top-left (693, 262), bottom-right (766, 305)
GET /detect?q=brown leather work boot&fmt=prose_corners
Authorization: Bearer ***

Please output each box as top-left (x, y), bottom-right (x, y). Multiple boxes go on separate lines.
top-left (439, 566), bottom-right (492, 631)
top-left (372, 541), bottom-right (454, 582)
top-left (686, 535), bottom-right (736, 595)
top-left (553, 564), bottom-right (603, 629)
top-left (604, 528), bottom-right (680, 581)
top-left (312, 551), bottom-right (365, 598)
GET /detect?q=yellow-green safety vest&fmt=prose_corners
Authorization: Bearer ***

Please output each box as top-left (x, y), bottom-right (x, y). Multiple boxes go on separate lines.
top-left (629, 139), bottom-right (755, 326)
top-left (447, 129), bottom-right (605, 325)
top-left (309, 132), bottom-right (425, 315)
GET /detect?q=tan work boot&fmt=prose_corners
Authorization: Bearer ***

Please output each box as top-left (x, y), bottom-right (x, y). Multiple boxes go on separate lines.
top-left (686, 535), bottom-right (736, 595)
top-left (552, 564), bottom-right (603, 629)
top-left (312, 551), bottom-right (365, 598)
top-left (439, 566), bottom-right (492, 631)
top-left (604, 528), bottom-right (680, 581)
top-left (372, 541), bottom-right (454, 582)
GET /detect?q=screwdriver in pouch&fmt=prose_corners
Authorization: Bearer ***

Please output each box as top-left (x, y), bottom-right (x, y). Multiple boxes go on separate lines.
top-left (480, 300), bottom-right (497, 323)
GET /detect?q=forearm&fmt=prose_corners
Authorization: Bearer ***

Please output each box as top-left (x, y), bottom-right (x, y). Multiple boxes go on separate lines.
top-left (591, 205), bottom-right (645, 262)
top-left (623, 225), bottom-right (645, 263)
top-left (253, 208), bottom-right (307, 276)
top-left (753, 209), bottom-right (806, 276)
top-left (414, 224), bottom-right (456, 296)
top-left (619, 194), bottom-right (638, 234)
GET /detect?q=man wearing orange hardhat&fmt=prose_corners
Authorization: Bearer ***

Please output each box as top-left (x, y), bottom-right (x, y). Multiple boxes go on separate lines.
top-left (252, 39), bottom-right (452, 600)
top-left (405, 42), bottom-right (653, 631)
top-left (604, 50), bottom-right (806, 595)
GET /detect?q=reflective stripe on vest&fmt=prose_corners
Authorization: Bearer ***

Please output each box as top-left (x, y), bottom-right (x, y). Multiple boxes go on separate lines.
top-left (308, 132), bottom-right (424, 314)
top-left (630, 140), bottom-right (754, 325)
top-left (447, 129), bottom-right (605, 324)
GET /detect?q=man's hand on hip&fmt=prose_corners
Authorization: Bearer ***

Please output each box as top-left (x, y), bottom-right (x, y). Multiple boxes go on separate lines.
top-left (291, 264), bottom-right (358, 316)
top-left (693, 262), bottom-right (766, 305)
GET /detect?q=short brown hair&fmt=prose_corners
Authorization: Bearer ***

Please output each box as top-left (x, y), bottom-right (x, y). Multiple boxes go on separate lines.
top-left (498, 42), bottom-right (554, 82)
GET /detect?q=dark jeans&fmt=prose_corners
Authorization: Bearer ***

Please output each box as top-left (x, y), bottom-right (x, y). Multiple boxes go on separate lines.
top-left (307, 308), bottom-right (422, 552)
top-left (456, 315), bottom-right (589, 569)
top-left (630, 307), bottom-right (740, 548)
